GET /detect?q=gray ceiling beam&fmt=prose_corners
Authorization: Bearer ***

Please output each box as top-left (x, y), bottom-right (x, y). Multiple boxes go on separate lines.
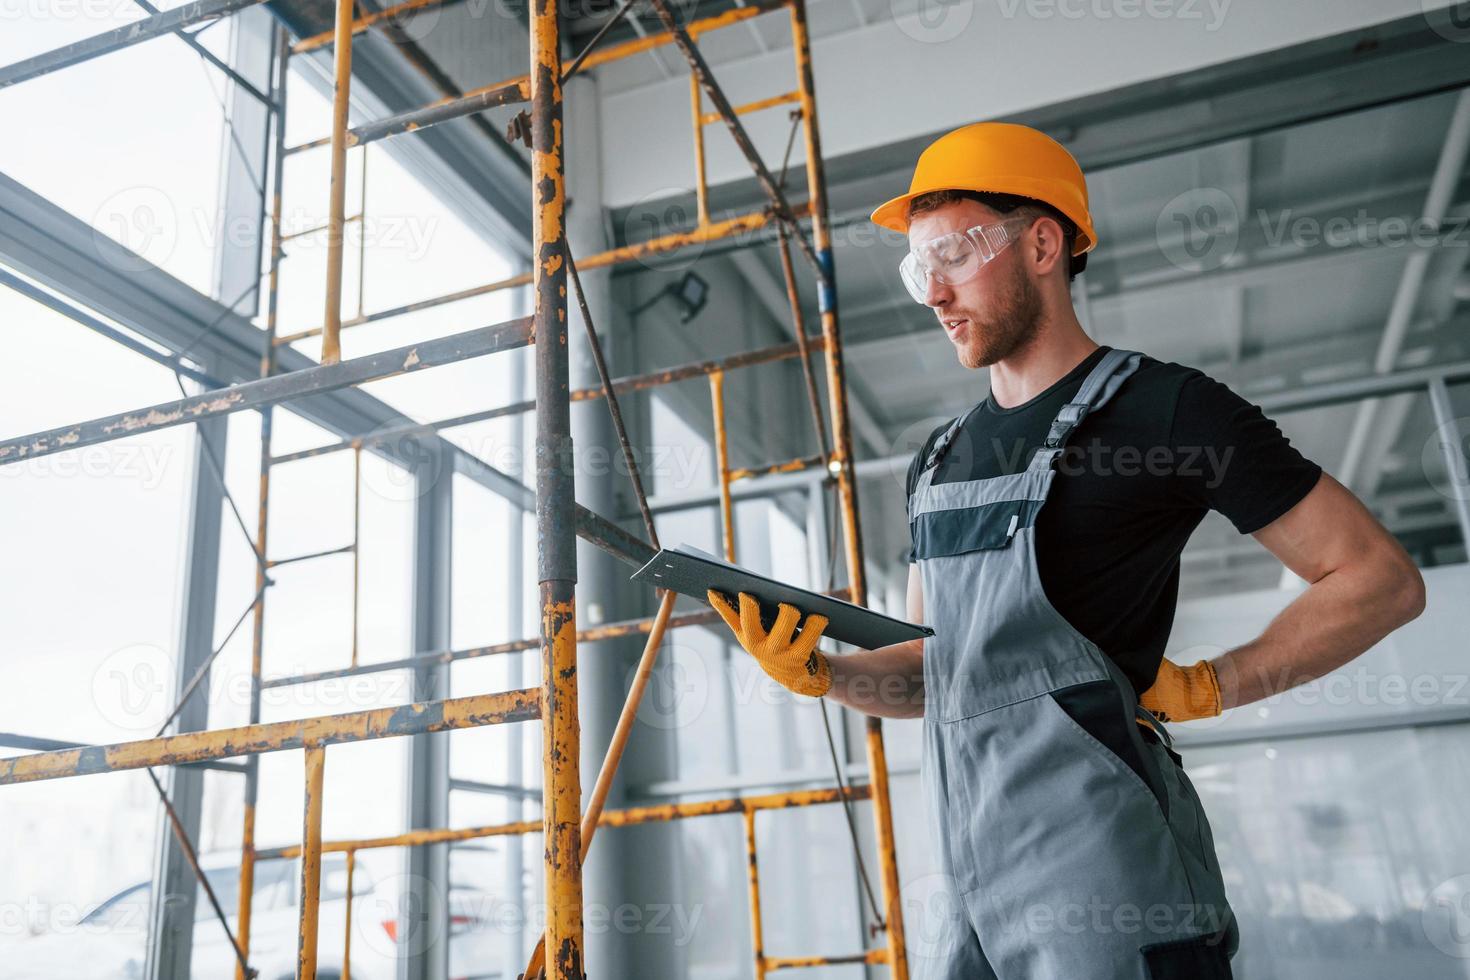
top-left (0, 0), bottom-right (270, 88)
top-left (1337, 91), bottom-right (1470, 491)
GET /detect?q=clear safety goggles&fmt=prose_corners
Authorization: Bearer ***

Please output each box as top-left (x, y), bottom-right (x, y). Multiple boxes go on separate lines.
top-left (898, 216), bottom-right (1033, 304)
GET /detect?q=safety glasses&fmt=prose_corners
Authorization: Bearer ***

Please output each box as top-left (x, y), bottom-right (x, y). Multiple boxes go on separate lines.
top-left (898, 216), bottom-right (1033, 304)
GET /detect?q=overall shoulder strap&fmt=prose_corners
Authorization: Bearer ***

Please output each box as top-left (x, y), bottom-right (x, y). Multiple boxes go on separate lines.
top-left (920, 401), bottom-right (985, 474)
top-left (906, 402), bottom-right (984, 520)
top-left (1028, 348), bottom-right (1144, 472)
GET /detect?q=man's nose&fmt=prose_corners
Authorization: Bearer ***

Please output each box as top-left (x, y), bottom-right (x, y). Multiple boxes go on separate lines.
top-left (924, 273), bottom-right (952, 308)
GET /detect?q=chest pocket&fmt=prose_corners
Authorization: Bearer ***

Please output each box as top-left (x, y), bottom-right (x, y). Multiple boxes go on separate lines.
top-left (909, 495), bottom-right (1042, 560)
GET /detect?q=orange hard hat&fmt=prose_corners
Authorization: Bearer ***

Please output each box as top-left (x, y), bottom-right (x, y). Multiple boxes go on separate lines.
top-left (870, 122), bottom-right (1097, 255)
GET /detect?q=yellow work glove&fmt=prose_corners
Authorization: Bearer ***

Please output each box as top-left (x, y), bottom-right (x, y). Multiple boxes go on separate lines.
top-left (1140, 659), bottom-right (1222, 724)
top-left (706, 590), bottom-right (832, 697)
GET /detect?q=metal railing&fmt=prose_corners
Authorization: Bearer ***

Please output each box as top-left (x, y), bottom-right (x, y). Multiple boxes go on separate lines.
top-left (0, 2), bottom-right (912, 978)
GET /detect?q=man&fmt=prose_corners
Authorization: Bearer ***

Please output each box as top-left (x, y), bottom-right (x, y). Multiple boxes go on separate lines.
top-left (707, 122), bottom-right (1426, 979)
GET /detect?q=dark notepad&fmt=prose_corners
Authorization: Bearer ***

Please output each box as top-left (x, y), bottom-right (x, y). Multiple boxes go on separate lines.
top-left (631, 544), bottom-right (935, 648)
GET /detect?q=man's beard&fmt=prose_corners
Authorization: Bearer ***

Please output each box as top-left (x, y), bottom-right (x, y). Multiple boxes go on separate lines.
top-left (954, 262), bottom-right (1043, 369)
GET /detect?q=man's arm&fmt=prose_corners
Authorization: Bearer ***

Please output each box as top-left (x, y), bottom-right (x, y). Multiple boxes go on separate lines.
top-left (825, 564), bottom-right (927, 719)
top-left (1212, 472), bottom-right (1426, 709)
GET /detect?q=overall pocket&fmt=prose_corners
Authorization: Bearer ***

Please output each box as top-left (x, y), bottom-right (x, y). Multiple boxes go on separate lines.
top-left (909, 497), bottom-right (1037, 560)
top-left (1141, 932), bottom-right (1234, 979)
top-left (1141, 732), bottom-right (1239, 951)
top-left (1046, 682), bottom-right (1169, 817)
top-left (1052, 681), bottom-right (1166, 813)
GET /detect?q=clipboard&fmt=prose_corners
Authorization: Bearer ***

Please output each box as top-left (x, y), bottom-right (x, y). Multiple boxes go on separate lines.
top-left (632, 544), bottom-right (935, 648)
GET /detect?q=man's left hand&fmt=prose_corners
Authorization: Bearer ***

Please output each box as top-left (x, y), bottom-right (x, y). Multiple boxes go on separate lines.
top-left (707, 590), bottom-right (831, 697)
top-left (1141, 659), bottom-right (1222, 724)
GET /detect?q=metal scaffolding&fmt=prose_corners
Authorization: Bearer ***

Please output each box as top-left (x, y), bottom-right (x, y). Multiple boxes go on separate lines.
top-left (0, 1), bottom-right (913, 978)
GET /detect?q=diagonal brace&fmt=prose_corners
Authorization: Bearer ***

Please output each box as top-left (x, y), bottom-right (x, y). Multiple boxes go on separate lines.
top-left (643, 0), bottom-right (827, 290)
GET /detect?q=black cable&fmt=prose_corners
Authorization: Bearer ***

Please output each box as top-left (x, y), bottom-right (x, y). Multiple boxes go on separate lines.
top-left (145, 767), bottom-right (259, 979)
top-left (155, 578), bottom-right (271, 738)
top-left (189, 16), bottom-right (269, 199)
top-left (787, 98), bottom-right (883, 925)
top-left (170, 275), bottom-right (263, 369)
top-left (817, 697), bottom-right (886, 928)
top-left (825, 477), bottom-right (841, 591)
top-left (819, 478), bottom-right (885, 929)
top-left (776, 107), bottom-right (801, 192)
top-left (172, 367), bottom-right (268, 570)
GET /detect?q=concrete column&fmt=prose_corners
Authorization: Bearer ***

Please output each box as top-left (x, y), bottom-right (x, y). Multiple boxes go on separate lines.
top-left (401, 460), bottom-right (452, 980)
top-left (563, 72), bottom-right (685, 978)
top-left (143, 403), bottom-right (227, 980)
top-left (145, 9), bottom-right (273, 977)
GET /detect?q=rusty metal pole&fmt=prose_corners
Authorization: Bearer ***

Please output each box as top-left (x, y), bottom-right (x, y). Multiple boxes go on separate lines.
top-left (350, 442), bottom-right (361, 668)
top-left (235, 28), bottom-right (290, 980)
top-left (517, 590), bottom-right (676, 980)
top-left (320, 0), bottom-right (355, 364)
top-left (342, 850), bottom-right (355, 980)
top-left (709, 370), bottom-right (735, 562)
top-left (788, 0), bottom-right (909, 974)
top-left (298, 745), bottom-right (326, 980)
top-left (743, 809), bottom-right (768, 980)
top-left (356, 149), bottom-right (368, 319)
top-left (530, 0), bottom-right (584, 974)
top-left (689, 73), bottom-right (710, 228)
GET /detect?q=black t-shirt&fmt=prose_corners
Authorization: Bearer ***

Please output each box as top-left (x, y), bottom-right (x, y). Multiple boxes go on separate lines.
top-left (905, 346), bottom-right (1322, 694)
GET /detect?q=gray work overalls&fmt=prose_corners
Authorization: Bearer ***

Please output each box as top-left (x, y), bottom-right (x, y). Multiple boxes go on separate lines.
top-left (907, 349), bottom-right (1238, 979)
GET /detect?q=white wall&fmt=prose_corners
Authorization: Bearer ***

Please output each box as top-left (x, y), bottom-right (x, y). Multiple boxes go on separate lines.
top-left (1168, 562), bottom-right (1470, 746)
top-left (599, 0), bottom-right (1463, 208)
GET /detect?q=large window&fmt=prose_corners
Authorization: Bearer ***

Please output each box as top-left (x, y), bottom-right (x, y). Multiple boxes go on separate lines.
top-left (0, 15), bottom-right (528, 976)
top-left (0, 270), bottom-right (194, 967)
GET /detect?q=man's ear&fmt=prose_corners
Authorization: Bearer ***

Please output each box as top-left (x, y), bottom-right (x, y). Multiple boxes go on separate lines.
top-left (1030, 215), bottom-right (1068, 277)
